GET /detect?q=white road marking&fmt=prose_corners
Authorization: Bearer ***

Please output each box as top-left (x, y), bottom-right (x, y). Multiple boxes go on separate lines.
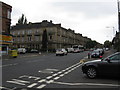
top-left (67, 70), bottom-right (72, 73)
top-left (7, 81), bottom-right (26, 85)
top-left (1, 63), bottom-right (18, 67)
top-left (19, 75), bottom-right (28, 78)
top-left (20, 55), bottom-right (38, 58)
top-left (0, 86), bottom-right (12, 90)
top-left (38, 79), bottom-right (46, 83)
top-left (46, 76), bottom-right (53, 79)
top-left (19, 75), bottom-right (40, 80)
top-left (71, 62), bottom-right (80, 67)
top-left (64, 72), bottom-right (69, 75)
top-left (59, 74), bottom-right (64, 77)
top-left (54, 77), bottom-right (60, 80)
top-left (61, 62), bottom-right (81, 73)
top-left (38, 70), bottom-right (53, 74)
top-left (46, 80), bottom-right (54, 84)
top-left (12, 79), bottom-right (30, 83)
top-left (37, 84), bottom-right (46, 89)
top-left (52, 73), bottom-right (58, 76)
top-left (27, 83), bottom-right (37, 88)
top-left (57, 71), bottom-right (62, 74)
top-left (62, 70), bottom-right (66, 72)
top-left (28, 76), bottom-right (40, 80)
top-left (5, 62), bottom-right (82, 89)
top-left (46, 69), bottom-right (59, 71)
top-left (65, 68), bottom-right (70, 71)
top-left (38, 68), bottom-right (59, 74)
top-left (71, 68), bottom-right (75, 71)
top-left (53, 81), bottom-right (120, 87)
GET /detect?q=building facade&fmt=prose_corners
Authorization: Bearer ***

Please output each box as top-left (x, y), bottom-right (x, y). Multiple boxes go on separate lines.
top-left (0, 1), bottom-right (12, 56)
top-left (11, 20), bottom-right (90, 51)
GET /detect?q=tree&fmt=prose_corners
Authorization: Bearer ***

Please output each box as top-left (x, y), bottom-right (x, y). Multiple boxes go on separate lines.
top-left (17, 14), bottom-right (28, 25)
top-left (104, 40), bottom-right (112, 48)
top-left (41, 29), bottom-right (48, 52)
top-left (85, 40), bottom-right (98, 49)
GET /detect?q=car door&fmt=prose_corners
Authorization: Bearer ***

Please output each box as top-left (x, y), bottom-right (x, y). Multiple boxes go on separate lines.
top-left (98, 53), bottom-right (120, 76)
top-left (108, 54), bottom-right (120, 76)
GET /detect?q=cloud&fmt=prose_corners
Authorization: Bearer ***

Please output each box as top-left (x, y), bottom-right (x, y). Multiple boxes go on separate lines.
top-left (51, 2), bottom-right (117, 18)
top-left (2, 0), bottom-right (118, 44)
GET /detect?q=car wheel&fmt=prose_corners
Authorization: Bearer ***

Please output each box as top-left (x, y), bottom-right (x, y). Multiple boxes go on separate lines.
top-left (86, 67), bottom-right (97, 79)
top-left (56, 54), bottom-right (58, 56)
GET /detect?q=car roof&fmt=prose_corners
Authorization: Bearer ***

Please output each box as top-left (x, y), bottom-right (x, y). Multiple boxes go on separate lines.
top-left (107, 52), bottom-right (120, 58)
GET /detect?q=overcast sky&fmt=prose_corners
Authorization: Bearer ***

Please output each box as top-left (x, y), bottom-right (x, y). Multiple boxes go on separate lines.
top-left (2, 0), bottom-right (120, 44)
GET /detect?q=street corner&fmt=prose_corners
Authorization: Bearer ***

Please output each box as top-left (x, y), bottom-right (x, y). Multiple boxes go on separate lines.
top-left (80, 59), bottom-right (86, 64)
top-left (80, 57), bottom-right (96, 64)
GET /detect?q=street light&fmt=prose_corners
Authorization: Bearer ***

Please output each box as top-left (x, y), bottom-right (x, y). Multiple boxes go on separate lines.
top-left (106, 26), bottom-right (116, 37)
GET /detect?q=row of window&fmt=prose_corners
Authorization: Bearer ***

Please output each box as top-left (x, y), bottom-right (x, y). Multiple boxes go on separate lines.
top-left (13, 36), bottom-right (41, 42)
top-left (11, 29), bottom-right (75, 38)
top-left (13, 35), bottom-right (54, 42)
top-left (11, 30), bottom-right (44, 35)
top-left (13, 35), bottom-right (82, 45)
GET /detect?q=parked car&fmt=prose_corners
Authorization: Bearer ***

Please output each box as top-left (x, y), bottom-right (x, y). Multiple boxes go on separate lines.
top-left (66, 48), bottom-right (74, 53)
top-left (30, 49), bottom-right (39, 53)
top-left (82, 52), bottom-right (120, 79)
top-left (73, 48), bottom-right (80, 53)
top-left (17, 48), bottom-right (26, 54)
top-left (96, 48), bottom-right (104, 55)
top-left (91, 50), bottom-right (101, 58)
top-left (105, 48), bottom-right (109, 51)
top-left (56, 48), bottom-right (67, 56)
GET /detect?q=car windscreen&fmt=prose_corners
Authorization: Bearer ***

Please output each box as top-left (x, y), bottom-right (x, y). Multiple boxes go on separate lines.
top-left (92, 50), bottom-right (99, 53)
top-left (56, 49), bottom-right (62, 51)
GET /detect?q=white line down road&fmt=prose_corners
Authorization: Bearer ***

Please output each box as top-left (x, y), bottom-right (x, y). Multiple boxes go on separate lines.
top-left (52, 81), bottom-right (120, 87)
top-left (35, 62), bottom-right (82, 89)
top-left (4, 62), bottom-right (84, 89)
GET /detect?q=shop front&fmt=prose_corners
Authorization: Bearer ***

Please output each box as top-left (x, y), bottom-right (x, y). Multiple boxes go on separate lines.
top-left (0, 34), bottom-right (13, 57)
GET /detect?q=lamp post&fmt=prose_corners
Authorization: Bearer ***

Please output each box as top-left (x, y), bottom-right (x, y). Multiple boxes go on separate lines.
top-left (117, 0), bottom-right (120, 32)
top-left (106, 26), bottom-right (116, 37)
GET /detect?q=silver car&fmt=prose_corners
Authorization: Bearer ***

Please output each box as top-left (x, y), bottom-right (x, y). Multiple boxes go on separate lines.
top-left (56, 49), bottom-right (67, 56)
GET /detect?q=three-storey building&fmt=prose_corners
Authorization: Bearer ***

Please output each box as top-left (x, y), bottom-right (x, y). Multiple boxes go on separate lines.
top-left (0, 1), bottom-right (12, 56)
top-left (11, 20), bottom-right (90, 51)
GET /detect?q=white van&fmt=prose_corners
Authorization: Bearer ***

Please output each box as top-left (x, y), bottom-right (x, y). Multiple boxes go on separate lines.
top-left (17, 48), bottom-right (26, 54)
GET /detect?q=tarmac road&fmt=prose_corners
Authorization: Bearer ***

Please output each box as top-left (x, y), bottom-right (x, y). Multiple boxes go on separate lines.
top-left (1, 50), bottom-right (119, 90)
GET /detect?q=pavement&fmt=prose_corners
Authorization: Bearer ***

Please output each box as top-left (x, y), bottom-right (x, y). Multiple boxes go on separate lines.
top-left (80, 49), bottom-right (117, 63)
top-left (1, 52), bottom-right (54, 60)
top-left (2, 50), bottom-right (119, 89)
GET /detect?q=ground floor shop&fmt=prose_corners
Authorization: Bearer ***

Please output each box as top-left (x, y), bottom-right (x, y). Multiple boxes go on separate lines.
top-left (0, 34), bottom-right (13, 57)
top-left (13, 42), bottom-right (74, 52)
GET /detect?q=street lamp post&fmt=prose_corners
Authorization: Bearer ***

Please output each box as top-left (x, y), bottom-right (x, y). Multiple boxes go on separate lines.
top-left (106, 26), bottom-right (116, 37)
top-left (117, 0), bottom-right (120, 32)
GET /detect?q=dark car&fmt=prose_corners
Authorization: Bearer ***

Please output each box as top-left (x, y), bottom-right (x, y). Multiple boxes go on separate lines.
top-left (91, 50), bottom-right (101, 58)
top-left (82, 52), bottom-right (120, 79)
